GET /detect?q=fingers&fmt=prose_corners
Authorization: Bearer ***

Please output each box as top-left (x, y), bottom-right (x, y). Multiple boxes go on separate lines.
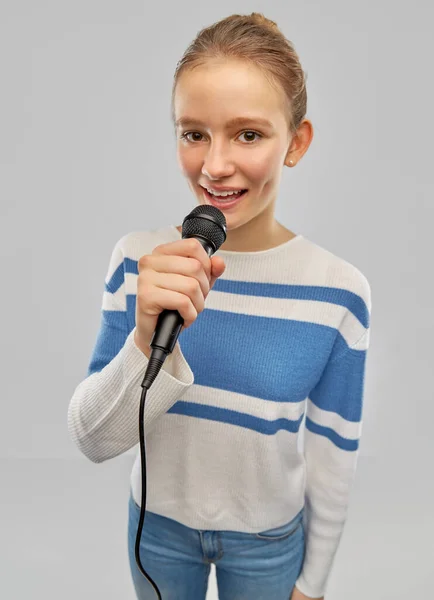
top-left (152, 238), bottom-right (212, 283)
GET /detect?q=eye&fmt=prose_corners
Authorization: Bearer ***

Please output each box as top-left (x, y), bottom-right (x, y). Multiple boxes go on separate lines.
top-left (180, 130), bottom-right (263, 144)
top-left (238, 131), bottom-right (262, 143)
top-left (180, 131), bottom-right (204, 142)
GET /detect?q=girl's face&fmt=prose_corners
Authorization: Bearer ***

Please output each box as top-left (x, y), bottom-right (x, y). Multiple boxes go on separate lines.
top-left (173, 59), bottom-right (295, 234)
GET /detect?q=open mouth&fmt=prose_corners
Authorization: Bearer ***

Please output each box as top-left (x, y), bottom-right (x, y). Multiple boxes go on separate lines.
top-left (201, 186), bottom-right (248, 209)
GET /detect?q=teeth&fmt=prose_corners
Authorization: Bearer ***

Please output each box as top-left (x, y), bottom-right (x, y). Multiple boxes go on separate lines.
top-left (206, 188), bottom-right (242, 197)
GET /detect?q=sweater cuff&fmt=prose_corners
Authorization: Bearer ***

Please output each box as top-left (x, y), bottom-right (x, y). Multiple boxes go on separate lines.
top-left (126, 327), bottom-right (194, 385)
top-left (295, 573), bottom-right (327, 599)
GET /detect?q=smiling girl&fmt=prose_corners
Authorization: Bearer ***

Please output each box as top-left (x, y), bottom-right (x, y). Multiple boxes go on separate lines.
top-left (68, 12), bottom-right (371, 600)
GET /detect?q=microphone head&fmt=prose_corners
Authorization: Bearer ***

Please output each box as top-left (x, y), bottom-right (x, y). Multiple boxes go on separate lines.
top-left (182, 205), bottom-right (227, 252)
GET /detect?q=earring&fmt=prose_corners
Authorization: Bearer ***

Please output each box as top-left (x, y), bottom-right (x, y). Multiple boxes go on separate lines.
top-left (289, 160), bottom-right (294, 166)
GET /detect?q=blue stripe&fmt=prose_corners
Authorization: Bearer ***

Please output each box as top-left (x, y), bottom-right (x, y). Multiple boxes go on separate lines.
top-left (167, 401), bottom-right (305, 434)
top-left (87, 309), bottom-right (128, 376)
top-left (305, 416), bottom-right (359, 451)
top-left (92, 298), bottom-right (366, 422)
top-left (105, 263), bottom-right (124, 294)
top-left (309, 344), bottom-right (367, 421)
top-left (104, 258), bottom-right (138, 294)
top-left (179, 308), bottom-right (335, 403)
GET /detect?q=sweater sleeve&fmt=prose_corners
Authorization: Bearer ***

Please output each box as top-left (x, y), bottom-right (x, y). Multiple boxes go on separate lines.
top-left (295, 287), bottom-right (371, 598)
top-left (67, 236), bottom-right (194, 463)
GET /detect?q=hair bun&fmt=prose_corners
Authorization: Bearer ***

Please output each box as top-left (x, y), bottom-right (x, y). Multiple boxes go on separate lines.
top-left (250, 12), bottom-right (279, 31)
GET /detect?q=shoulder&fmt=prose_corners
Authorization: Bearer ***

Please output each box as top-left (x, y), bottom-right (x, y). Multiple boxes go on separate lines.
top-left (301, 236), bottom-right (371, 314)
top-left (111, 225), bottom-right (178, 261)
top-left (104, 225), bottom-right (177, 281)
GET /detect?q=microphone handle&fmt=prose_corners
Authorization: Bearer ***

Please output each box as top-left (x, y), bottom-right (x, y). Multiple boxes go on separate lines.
top-left (149, 235), bottom-right (214, 356)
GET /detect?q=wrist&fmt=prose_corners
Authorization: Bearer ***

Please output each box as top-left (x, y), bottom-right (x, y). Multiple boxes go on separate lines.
top-left (134, 330), bottom-right (152, 359)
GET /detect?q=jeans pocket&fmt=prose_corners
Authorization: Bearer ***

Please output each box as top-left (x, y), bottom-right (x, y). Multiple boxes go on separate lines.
top-left (254, 510), bottom-right (303, 541)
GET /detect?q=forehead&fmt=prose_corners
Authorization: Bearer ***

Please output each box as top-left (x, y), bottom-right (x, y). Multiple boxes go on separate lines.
top-left (174, 59), bottom-right (287, 126)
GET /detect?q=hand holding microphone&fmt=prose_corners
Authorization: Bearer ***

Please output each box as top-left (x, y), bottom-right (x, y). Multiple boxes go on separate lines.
top-left (134, 238), bottom-right (227, 358)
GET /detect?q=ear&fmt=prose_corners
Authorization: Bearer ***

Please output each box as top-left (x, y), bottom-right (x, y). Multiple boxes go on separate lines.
top-left (284, 119), bottom-right (314, 167)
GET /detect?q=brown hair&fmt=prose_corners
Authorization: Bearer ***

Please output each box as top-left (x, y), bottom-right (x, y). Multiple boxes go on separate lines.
top-left (171, 12), bottom-right (308, 137)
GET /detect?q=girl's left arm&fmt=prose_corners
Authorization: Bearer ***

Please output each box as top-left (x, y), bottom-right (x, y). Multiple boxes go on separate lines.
top-left (294, 279), bottom-right (372, 599)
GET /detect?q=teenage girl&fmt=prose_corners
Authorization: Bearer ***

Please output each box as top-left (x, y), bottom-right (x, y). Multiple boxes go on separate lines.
top-left (68, 12), bottom-right (371, 600)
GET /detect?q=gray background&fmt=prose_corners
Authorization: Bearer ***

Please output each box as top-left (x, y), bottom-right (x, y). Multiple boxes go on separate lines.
top-left (1, 1), bottom-right (432, 598)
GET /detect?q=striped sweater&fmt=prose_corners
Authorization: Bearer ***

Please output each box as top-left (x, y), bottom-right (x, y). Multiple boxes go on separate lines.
top-left (68, 224), bottom-right (371, 598)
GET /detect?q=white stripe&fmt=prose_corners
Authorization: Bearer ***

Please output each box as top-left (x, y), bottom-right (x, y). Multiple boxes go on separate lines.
top-left (102, 287), bottom-right (126, 311)
top-left (125, 272), bottom-right (138, 292)
top-left (306, 398), bottom-right (362, 440)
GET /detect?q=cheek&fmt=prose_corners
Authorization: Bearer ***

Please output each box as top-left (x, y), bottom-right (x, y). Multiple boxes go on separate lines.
top-left (177, 147), bottom-right (198, 178)
top-left (241, 149), bottom-right (280, 184)
top-left (243, 140), bottom-right (282, 173)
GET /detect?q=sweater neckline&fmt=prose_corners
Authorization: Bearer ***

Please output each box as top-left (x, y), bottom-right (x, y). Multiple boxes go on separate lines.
top-left (170, 225), bottom-right (303, 257)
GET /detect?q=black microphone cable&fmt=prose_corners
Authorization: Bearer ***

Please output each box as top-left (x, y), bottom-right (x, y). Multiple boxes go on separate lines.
top-left (135, 346), bottom-right (170, 600)
top-left (133, 205), bottom-right (227, 599)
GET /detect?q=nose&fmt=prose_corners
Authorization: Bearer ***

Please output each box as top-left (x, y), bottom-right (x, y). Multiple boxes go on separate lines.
top-left (201, 142), bottom-right (235, 180)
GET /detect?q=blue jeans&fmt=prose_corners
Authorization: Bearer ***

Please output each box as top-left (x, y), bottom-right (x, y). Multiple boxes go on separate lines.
top-left (127, 490), bottom-right (305, 600)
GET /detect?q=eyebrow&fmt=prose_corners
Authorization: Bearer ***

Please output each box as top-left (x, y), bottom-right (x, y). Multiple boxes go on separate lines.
top-left (175, 116), bottom-right (274, 130)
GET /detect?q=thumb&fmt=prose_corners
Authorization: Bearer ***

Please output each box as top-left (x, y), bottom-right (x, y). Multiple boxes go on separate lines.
top-left (209, 255), bottom-right (226, 288)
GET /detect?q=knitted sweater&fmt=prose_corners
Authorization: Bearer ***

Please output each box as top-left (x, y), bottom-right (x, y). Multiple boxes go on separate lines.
top-left (68, 224), bottom-right (371, 598)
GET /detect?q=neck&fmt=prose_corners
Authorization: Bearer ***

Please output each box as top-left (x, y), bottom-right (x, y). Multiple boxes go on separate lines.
top-left (221, 219), bottom-right (292, 252)
top-left (176, 219), bottom-right (295, 252)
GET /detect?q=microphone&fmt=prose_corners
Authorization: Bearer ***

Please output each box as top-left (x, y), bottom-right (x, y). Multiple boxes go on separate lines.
top-left (140, 204), bottom-right (227, 390)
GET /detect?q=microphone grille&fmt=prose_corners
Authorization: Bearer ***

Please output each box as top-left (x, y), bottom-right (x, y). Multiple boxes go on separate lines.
top-left (182, 205), bottom-right (227, 251)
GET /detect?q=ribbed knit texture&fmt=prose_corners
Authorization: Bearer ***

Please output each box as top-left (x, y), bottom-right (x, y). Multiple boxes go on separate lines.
top-left (68, 224), bottom-right (371, 598)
